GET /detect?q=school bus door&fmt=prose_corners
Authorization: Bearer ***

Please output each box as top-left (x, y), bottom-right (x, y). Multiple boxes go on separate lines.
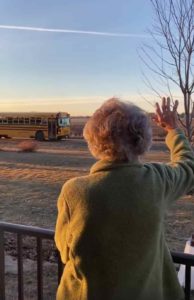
top-left (48, 118), bottom-right (57, 140)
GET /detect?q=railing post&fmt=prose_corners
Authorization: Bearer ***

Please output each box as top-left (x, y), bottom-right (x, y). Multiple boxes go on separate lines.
top-left (185, 264), bottom-right (191, 300)
top-left (17, 233), bottom-right (24, 300)
top-left (0, 229), bottom-right (5, 300)
top-left (37, 237), bottom-right (43, 300)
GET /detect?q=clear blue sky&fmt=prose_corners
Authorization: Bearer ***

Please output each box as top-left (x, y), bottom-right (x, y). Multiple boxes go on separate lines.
top-left (0, 0), bottom-right (176, 115)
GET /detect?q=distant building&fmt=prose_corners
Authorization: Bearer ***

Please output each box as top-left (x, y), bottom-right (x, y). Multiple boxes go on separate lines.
top-left (70, 116), bottom-right (90, 137)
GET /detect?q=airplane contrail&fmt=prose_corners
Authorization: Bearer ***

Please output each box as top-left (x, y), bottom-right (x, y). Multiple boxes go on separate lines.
top-left (0, 25), bottom-right (150, 38)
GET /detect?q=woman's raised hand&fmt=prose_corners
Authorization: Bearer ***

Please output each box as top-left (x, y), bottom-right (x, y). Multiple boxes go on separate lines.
top-left (155, 97), bottom-right (179, 132)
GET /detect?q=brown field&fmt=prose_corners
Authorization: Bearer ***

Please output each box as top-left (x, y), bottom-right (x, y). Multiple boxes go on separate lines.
top-left (1, 138), bottom-right (194, 299)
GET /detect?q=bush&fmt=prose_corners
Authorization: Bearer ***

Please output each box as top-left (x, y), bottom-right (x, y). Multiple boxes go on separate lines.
top-left (18, 140), bottom-right (38, 152)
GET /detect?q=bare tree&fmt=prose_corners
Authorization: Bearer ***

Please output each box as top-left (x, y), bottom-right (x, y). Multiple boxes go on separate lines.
top-left (140, 0), bottom-right (194, 141)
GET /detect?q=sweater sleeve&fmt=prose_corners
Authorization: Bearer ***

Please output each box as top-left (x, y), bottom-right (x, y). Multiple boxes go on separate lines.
top-left (55, 184), bottom-right (70, 264)
top-left (162, 128), bottom-right (194, 202)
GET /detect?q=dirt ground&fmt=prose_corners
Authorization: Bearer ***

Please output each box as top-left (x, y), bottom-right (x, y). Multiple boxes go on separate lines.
top-left (0, 138), bottom-right (194, 299)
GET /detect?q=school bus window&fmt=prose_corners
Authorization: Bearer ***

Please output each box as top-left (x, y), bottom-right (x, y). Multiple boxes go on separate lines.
top-left (36, 118), bottom-right (41, 124)
top-left (30, 118), bottom-right (35, 124)
top-left (8, 118), bottom-right (13, 124)
top-left (2, 119), bottom-right (7, 124)
top-left (42, 119), bottom-right (47, 125)
top-left (24, 118), bottom-right (29, 124)
top-left (18, 118), bottom-right (24, 124)
top-left (58, 117), bottom-right (70, 127)
top-left (13, 118), bottom-right (18, 124)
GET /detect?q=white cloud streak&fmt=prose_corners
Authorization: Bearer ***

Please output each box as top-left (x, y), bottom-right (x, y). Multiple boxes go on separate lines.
top-left (0, 25), bottom-right (150, 38)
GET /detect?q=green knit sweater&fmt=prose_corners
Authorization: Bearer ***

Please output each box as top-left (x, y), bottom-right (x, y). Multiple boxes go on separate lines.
top-left (55, 129), bottom-right (194, 300)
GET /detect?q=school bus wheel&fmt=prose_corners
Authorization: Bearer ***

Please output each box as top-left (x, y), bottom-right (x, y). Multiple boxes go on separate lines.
top-left (35, 131), bottom-right (45, 141)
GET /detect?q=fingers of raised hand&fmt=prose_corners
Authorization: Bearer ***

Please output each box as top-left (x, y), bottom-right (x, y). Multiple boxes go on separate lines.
top-left (162, 97), bottom-right (166, 112)
top-left (173, 100), bottom-right (179, 112)
top-left (155, 102), bottom-right (162, 121)
top-left (162, 97), bottom-right (171, 112)
top-left (166, 97), bottom-right (170, 110)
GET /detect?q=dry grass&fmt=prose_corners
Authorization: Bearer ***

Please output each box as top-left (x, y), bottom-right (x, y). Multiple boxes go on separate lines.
top-left (5, 259), bottom-right (58, 300)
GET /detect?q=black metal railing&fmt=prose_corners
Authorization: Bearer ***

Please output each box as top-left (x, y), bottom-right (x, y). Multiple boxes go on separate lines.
top-left (0, 222), bottom-right (63, 300)
top-left (0, 222), bottom-right (194, 300)
top-left (171, 251), bottom-right (194, 300)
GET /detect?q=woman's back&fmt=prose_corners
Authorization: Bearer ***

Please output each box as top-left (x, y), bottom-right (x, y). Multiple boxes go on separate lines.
top-left (60, 159), bottom-right (183, 300)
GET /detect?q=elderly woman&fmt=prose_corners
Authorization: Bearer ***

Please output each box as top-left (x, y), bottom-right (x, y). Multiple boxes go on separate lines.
top-left (55, 97), bottom-right (194, 300)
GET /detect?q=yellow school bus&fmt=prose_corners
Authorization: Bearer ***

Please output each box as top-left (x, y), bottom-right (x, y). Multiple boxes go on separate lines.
top-left (0, 112), bottom-right (70, 140)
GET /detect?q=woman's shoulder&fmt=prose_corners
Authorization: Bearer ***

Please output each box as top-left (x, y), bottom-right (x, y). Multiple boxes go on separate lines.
top-left (60, 175), bottom-right (93, 212)
top-left (143, 161), bottom-right (169, 176)
top-left (61, 174), bottom-right (91, 194)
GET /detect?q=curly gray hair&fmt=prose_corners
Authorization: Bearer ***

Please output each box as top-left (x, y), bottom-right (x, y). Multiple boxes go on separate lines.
top-left (83, 98), bottom-right (152, 161)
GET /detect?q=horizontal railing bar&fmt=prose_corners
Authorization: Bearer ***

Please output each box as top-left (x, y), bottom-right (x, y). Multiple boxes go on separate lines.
top-left (171, 251), bottom-right (194, 266)
top-left (0, 222), bottom-right (54, 239)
